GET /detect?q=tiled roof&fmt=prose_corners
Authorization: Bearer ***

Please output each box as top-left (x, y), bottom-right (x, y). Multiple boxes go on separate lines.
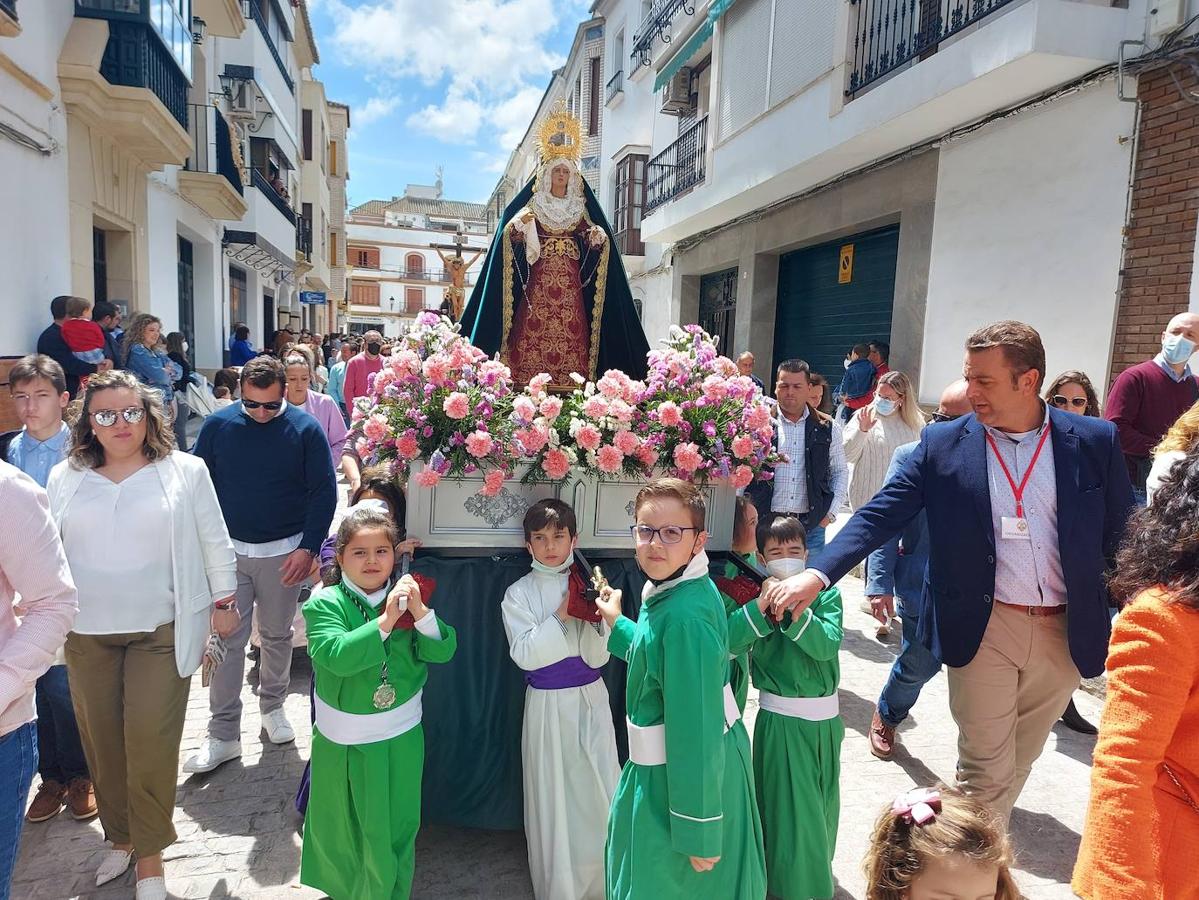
top-left (349, 196), bottom-right (488, 220)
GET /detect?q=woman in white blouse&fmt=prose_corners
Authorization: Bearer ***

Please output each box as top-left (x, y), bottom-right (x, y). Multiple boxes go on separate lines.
top-left (46, 371), bottom-right (239, 900)
top-left (843, 370), bottom-right (926, 512)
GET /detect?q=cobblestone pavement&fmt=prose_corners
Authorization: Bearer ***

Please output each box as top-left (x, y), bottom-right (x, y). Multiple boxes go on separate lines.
top-left (12, 574), bottom-right (1099, 899)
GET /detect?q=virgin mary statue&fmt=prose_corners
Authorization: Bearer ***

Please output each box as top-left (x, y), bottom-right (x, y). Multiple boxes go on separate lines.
top-left (461, 102), bottom-right (649, 385)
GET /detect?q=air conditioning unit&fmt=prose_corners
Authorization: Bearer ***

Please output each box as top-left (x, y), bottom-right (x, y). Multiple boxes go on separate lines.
top-left (660, 67), bottom-right (692, 115)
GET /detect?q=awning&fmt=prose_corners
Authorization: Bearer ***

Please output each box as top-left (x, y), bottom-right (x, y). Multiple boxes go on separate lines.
top-left (222, 229), bottom-right (294, 281)
top-left (652, 0), bottom-right (738, 93)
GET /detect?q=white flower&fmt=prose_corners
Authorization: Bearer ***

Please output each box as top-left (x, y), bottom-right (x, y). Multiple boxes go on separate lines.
top-left (569, 372), bottom-right (585, 385)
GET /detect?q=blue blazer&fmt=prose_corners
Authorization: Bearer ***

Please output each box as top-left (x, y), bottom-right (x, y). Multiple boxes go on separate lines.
top-left (809, 407), bottom-right (1134, 677)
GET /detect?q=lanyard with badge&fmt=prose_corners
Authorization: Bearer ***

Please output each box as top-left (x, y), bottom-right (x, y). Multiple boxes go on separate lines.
top-left (343, 584), bottom-right (398, 711)
top-left (985, 425), bottom-right (1050, 542)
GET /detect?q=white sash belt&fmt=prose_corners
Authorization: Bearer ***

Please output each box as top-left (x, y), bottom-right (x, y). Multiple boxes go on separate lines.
top-left (757, 691), bottom-right (839, 721)
top-left (627, 684), bottom-right (740, 767)
top-left (314, 689), bottom-right (423, 746)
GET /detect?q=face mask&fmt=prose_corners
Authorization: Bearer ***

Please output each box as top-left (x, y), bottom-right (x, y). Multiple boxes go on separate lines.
top-left (366, 341), bottom-right (382, 355)
top-left (766, 557), bottom-right (806, 579)
top-left (874, 397), bottom-right (897, 417)
top-left (1162, 333), bottom-right (1196, 365)
top-left (182, 341), bottom-right (189, 353)
top-left (530, 557), bottom-right (572, 575)
top-left (843, 358), bottom-right (851, 370)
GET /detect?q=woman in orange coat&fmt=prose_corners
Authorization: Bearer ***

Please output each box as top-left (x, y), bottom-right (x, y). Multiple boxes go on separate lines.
top-left (1073, 448), bottom-right (1199, 900)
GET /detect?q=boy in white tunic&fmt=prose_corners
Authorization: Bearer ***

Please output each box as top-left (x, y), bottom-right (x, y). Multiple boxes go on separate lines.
top-left (501, 500), bottom-right (619, 900)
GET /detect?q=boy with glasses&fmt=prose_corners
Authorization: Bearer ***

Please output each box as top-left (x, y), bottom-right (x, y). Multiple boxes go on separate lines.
top-left (1, 355), bottom-right (97, 824)
top-left (596, 479), bottom-right (765, 899)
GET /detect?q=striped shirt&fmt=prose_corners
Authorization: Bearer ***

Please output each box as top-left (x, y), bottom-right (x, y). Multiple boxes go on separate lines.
top-left (771, 408), bottom-right (849, 516)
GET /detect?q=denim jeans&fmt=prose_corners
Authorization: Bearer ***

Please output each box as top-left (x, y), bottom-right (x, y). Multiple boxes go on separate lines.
top-left (805, 525), bottom-right (826, 553)
top-left (0, 722), bottom-right (38, 900)
top-left (34, 665), bottom-right (89, 784)
top-left (876, 602), bottom-right (942, 728)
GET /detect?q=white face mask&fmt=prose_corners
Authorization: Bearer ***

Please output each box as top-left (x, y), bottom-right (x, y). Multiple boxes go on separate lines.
top-left (530, 557), bottom-right (572, 575)
top-left (874, 397), bottom-right (897, 417)
top-left (1162, 333), bottom-right (1196, 366)
top-left (182, 341), bottom-right (189, 353)
top-left (765, 557), bottom-right (807, 579)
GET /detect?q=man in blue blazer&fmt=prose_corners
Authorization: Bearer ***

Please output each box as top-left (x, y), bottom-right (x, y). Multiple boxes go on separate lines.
top-left (764, 322), bottom-right (1134, 819)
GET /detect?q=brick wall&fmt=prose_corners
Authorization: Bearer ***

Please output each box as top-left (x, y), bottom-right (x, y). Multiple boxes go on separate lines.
top-left (1109, 65), bottom-right (1199, 384)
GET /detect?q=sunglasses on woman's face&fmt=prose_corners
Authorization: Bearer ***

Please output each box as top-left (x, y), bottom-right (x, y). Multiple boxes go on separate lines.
top-left (242, 399), bottom-right (284, 411)
top-left (90, 407), bottom-right (146, 427)
top-left (1052, 395), bottom-right (1088, 409)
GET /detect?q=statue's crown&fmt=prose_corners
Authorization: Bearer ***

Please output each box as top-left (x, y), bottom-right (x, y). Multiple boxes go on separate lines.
top-left (536, 99), bottom-right (582, 165)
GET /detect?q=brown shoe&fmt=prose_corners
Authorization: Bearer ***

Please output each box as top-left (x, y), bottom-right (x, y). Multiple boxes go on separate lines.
top-left (869, 709), bottom-right (896, 761)
top-left (25, 780), bottom-right (67, 823)
top-left (68, 778), bottom-right (98, 820)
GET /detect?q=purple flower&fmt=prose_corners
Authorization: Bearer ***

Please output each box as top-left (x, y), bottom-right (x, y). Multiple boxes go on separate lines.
top-left (450, 432), bottom-right (465, 447)
top-left (423, 426), bottom-right (434, 438)
top-left (703, 422), bottom-right (717, 439)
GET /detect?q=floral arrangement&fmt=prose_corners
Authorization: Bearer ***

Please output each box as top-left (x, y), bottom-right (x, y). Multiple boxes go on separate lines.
top-left (352, 316), bottom-right (779, 495)
top-left (512, 369), bottom-right (654, 483)
top-left (636, 325), bottom-right (781, 489)
top-left (351, 311), bottom-right (516, 495)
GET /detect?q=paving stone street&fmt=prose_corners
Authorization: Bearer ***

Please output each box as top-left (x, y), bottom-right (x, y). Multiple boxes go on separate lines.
top-left (12, 570), bottom-right (1100, 899)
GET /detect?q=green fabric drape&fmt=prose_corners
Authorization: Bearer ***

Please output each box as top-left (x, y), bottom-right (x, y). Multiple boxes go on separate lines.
top-left (652, 0), bottom-right (739, 93)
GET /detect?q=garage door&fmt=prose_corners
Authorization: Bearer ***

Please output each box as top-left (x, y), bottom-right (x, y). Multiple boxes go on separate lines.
top-left (773, 225), bottom-right (898, 384)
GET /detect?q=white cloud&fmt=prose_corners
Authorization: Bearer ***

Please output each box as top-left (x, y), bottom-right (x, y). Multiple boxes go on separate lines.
top-left (405, 86), bottom-right (485, 143)
top-left (354, 94), bottom-right (401, 127)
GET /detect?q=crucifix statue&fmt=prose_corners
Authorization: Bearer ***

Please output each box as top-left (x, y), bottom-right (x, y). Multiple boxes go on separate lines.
top-left (431, 228), bottom-right (485, 321)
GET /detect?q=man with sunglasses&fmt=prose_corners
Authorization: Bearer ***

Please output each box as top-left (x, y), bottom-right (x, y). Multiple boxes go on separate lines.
top-left (186, 357), bottom-right (337, 774)
top-left (864, 380), bottom-right (970, 761)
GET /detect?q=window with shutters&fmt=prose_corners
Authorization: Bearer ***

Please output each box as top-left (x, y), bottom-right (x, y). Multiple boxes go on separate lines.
top-left (302, 109), bottom-right (313, 161)
top-left (330, 232), bottom-right (340, 266)
top-left (351, 246), bottom-right (379, 269)
top-left (589, 56), bottom-right (601, 135)
top-left (329, 140), bottom-right (339, 176)
top-left (614, 153), bottom-right (646, 256)
top-left (351, 282), bottom-right (380, 306)
top-left (405, 287), bottom-right (424, 313)
top-left (406, 252), bottom-right (425, 277)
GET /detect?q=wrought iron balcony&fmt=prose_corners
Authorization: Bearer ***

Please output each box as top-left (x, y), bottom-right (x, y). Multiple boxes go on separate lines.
top-left (185, 104), bottom-right (243, 196)
top-left (251, 167), bottom-right (296, 225)
top-left (244, 0), bottom-right (294, 93)
top-left (631, 0), bottom-right (698, 68)
top-left (847, 0), bottom-right (1019, 98)
top-left (296, 215), bottom-right (312, 261)
top-left (606, 69), bottom-right (624, 104)
top-left (645, 115), bottom-right (708, 214)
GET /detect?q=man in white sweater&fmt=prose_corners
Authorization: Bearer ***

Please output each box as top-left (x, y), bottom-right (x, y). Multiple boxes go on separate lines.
top-left (0, 461), bottom-right (78, 899)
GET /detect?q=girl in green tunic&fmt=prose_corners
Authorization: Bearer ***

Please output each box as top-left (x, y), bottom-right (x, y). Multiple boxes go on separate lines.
top-left (733, 515), bottom-right (843, 900)
top-left (596, 479), bottom-right (766, 900)
top-left (301, 508), bottom-right (457, 899)
top-left (717, 496), bottom-right (761, 714)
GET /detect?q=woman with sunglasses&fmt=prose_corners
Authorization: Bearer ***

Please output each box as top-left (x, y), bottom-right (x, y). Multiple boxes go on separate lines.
top-left (1044, 370), bottom-right (1101, 418)
top-left (44, 371), bottom-right (239, 900)
top-left (1041, 370), bottom-right (1104, 735)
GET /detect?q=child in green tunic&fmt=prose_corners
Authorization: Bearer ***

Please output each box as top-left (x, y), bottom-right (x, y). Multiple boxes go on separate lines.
top-left (717, 496), bottom-right (760, 714)
top-left (301, 508), bottom-right (457, 899)
top-left (730, 515), bottom-right (843, 900)
top-left (596, 478), bottom-right (766, 900)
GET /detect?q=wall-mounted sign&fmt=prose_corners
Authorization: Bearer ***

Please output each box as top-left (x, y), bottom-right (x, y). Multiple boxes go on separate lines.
top-left (299, 291), bottom-right (327, 305)
top-left (838, 244), bottom-right (855, 284)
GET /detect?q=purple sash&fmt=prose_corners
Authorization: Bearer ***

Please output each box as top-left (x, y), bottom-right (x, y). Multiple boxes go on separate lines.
top-left (526, 656), bottom-right (602, 691)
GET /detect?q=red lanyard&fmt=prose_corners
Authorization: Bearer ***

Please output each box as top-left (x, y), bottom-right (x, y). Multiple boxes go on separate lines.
top-left (985, 425), bottom-right (1050, 519)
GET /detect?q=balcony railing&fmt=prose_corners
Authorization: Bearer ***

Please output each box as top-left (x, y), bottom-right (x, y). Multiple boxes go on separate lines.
top-left (606, 69), bottom-right (624, 103)
top-left (251, 168), bottom-right (296, 225)
top-left (244, 0), bottom-right (295, 93)
top-left (645, 115), bottom-right (708, 214)
top-left (297, 216), bottom-right (313, 261)
top-left (185, 104), bottom-right (244, 195)
top-left (631, 0), bottom-right (699, 67)
top-left (846, 0), bottom-right (1019, 98)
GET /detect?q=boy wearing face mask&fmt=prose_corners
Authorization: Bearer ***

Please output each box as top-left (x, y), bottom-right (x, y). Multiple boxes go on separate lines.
top-left (596, 479), bottom-right (766, 900)
top-left (742, 515), bottom-right (844, 900)
top-left (500, 500), bottom-right (618, 900)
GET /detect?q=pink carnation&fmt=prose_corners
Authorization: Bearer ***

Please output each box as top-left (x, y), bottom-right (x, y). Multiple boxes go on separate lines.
top-left (538, 396), bottom-right (563, 419)
top-left (396, 433), bottom-right (421, 459)
top-left (393, 349), bottom-right (421, 374)
top-left (516, 426), bottom-right (549, 454)
top-left (529, 373), bottom-right (552, 395)
top-left (636, 446), bottom-right (660, 469)
top-left (614, 430), bottom-right (640, 455)
top-left (542, 448), bottom-right (571, 480)
top-left (513, 395), bottom-right (537, 422)
top-left (731, 464), bottom-right (754, 490)
top-left (673, 442), bottom-right (702, 473)
top-left (701, 374), bottom-right (728, 402)
top-left (423, 357), bottom-right (450, 384)
top-left (575, 423), bottom-right (602, 451)
top-left (658, 402), bottom-right (682, 428)
top-left (363, 415), bottom-right (388, 442)
top-left (731, 435), bottom-right (754, 459)
top-left (415, 468), bottom-right (442, 488)
top-left (443, 392), bottom-right (470, 420)
top-left (597, 370), bottom-right (631, 400)
top-left (465, 430), bottom-right (495, 458)
top-left (746, 404), bottom-right (771, 430)
top-left (608, 399), bottom-right (634, 424)
top-left (596, 444), bottom-right (625, 474)
top-left (582, 396), bottom-right (609, 419)
top-left (479, 469), bottom-right (506, 497)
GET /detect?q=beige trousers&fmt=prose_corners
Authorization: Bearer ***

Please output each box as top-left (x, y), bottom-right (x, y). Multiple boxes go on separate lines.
top-left (947, 602), bottom-right (1080, 821)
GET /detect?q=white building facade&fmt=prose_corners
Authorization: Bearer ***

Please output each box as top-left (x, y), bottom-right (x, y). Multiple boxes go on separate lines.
top-left (345, 181), bottom-right (491, 337)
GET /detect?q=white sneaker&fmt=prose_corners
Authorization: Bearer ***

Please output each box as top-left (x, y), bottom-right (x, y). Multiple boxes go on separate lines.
top-left (135, 876), bottom-right (167, 900)
top-left (182, 738), bottom-right (242, 774)
top-left (262, 708), bottom-right (296, 745)
top-left (95, 847), bottom-right (133, 886)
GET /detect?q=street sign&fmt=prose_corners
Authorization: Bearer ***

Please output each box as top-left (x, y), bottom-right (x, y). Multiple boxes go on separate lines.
top-left (299, 291), bottom-right (326, 305)
top-left (838, 244), bottom-right (854, 284)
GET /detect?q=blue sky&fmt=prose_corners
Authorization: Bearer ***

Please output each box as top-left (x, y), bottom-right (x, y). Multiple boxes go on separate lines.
top-left (306, 0), bottom-right (592, 207)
